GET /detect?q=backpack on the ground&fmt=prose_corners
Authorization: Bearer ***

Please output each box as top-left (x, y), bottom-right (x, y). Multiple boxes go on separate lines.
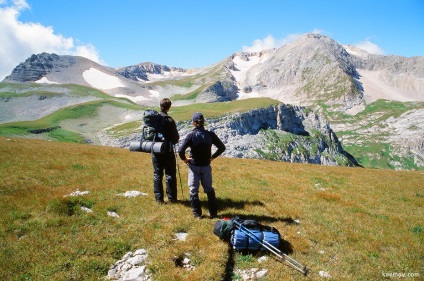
top-left (142, 109), bottom-right (165, 141)
top-left (231, 218), bottom-right (281, 251)
top-left (213, 218), bottom-right (233, 241)
top-left (213, 216), bottom-right (310, 276)
top-left (213, 217), bottom-right (281, 251)
top-left (213, 216), bottom-right (309, 276)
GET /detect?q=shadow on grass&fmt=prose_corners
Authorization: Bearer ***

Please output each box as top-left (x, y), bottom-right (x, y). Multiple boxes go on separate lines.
top-left (177, 197), bottom-right (264, 210)
top-left (178, 196), bottom-right (297, 220)
top-left (221, 243), bottom-right (235, 281)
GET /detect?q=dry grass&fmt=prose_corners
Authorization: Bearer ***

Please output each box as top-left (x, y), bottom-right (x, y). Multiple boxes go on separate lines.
top-left (0, 137), bottom-right (422, 280)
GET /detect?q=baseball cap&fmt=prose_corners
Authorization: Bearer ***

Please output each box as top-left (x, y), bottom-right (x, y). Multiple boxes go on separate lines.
top-left (192, 112), bottom-right (204, 123)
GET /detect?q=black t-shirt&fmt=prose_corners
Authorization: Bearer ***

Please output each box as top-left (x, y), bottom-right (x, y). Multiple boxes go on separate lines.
top-left (178, 127), bottom-right (226, 166)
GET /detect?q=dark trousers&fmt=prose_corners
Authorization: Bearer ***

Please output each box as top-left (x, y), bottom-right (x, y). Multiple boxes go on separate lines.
top-left (152, 151), bottom-right (177, 202)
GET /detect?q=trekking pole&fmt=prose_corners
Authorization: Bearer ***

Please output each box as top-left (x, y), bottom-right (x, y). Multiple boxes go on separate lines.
top-left (173, 144), bottom-right (184, 199)
top-left (232, 220), bottom-right (309, 276)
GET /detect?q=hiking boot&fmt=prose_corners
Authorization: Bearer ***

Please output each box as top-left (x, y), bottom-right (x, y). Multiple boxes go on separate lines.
top-left (168, 199), bottom-right (179, 204)
top-left (156, 200), bottom-right (166, 205)
top-left (190, 195), bottom-right (202, 217)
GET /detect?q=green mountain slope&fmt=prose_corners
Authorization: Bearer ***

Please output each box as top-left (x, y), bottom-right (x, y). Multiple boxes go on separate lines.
top-left (0, 91), bottom-right (279, 144)
top-left (0, 99), bottom-right (143, 143)
top-left (328, 100), bottom-right (424, 170)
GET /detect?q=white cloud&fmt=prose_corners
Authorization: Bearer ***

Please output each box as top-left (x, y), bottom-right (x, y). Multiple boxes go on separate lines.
top-left (242, 29), bottom-right (327, 52)
top-left (354, 40), bottom-right (385, 55)
top-left (0, 0), bottom-right (103, 81)
top-left (242, 35), bottom-right (281, 52)
top-left (74, 44), bottom-right (101, 62)
top-left (12, 0), bottom-right (28, 9)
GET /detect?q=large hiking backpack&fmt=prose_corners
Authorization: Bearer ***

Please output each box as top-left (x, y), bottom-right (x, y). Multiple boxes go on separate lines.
top-left (214, 217), bottom-right (309, 276)
top-left (231, 218), bottom-right (280, 250)
top-left (142, 109), bottom-right (165, 141)
top-left (213, 218), bottom-right (233, 241)
top-left (213, 217), bottom-right (281, 251)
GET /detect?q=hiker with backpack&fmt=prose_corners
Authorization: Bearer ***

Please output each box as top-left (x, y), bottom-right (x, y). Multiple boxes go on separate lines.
top-left (145, 98), bottom-right (180, 204)
top-left (178, 112), bottom-right (226, 219)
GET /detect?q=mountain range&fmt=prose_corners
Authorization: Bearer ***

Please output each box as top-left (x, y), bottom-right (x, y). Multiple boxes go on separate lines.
top-left (1, 33), bottom-right (423, 170)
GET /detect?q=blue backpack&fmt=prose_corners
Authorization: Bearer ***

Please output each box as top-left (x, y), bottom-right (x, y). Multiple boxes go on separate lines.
top-left (231, 218), bottom-right (280, 250)
top-left (214, 217), bottom-right (281, 251)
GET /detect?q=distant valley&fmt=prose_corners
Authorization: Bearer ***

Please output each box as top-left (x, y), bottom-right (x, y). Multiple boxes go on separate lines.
top-left (1, 33), bottom-right (423, 170)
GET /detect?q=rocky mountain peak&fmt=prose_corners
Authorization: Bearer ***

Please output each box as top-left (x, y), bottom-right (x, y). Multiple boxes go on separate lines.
top-left (224, 33), bottom-right (362, 110)
top-left (3, 53), bottom-right (75, 82)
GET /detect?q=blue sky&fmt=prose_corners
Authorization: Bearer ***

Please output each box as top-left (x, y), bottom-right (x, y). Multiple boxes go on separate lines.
top-left (1, 0), bottom-right (423, 80)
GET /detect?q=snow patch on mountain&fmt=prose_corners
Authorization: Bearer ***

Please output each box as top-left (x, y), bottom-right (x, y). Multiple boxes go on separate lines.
top-left (230, 54), bottom-right (267, 99)
top-left (83, 68), bottom-right (125, 89)
top-left (35, 77), bottom-right (59, 84)
top-left (146, 70), bottom-right (192, 82)
top-left (344, 45), bottom-right (370, 59)
top-left (149, 90), bottom-right (160, 98)
top-left (114, 94), bottom-right (148, 103)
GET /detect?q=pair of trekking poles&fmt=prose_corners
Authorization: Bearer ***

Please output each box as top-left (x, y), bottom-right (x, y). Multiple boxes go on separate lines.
top-left (232, 220), bottom-right (310, 276)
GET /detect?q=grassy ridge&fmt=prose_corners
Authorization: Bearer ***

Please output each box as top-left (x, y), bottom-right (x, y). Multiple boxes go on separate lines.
top-left (0, 137), bottom-right (422, 280)
top-left (104, 98), bottom-right (279, 137)
top-left (0, 100), bottom-right (143, 143)
top-left (0, 83), bottom-right (115, 99)
top-left (171, 84), bottom-right (211, 101)
top-left (0, 97), bottom-right (279, 144)
top-left (169, 97), bottom-right (279, 121)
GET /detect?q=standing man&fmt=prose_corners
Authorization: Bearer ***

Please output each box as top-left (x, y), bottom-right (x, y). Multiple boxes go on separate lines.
top-left (178, 112), bottom-right (226, 219)
top-left (152, 98), bottom-right (179, 204)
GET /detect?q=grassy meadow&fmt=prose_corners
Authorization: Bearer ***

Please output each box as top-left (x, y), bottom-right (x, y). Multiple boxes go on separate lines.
top-left (0, 137), bottom-right (423, 280)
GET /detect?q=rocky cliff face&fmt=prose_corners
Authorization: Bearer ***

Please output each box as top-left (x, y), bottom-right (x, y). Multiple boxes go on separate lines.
top-left (100, 104), bottom-right (359, 167)
top-left (117, 62), bottom-right (186, 81)
top-left (2, 53), bottom-right (73, 82)
top-left (195, 104), bottom-right (358, 166)
top-left (194, 80), bottom-right (239, 103)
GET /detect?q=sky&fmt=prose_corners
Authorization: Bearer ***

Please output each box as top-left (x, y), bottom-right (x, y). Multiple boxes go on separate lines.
top-left (1, 0), bottom-right (423, 81)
